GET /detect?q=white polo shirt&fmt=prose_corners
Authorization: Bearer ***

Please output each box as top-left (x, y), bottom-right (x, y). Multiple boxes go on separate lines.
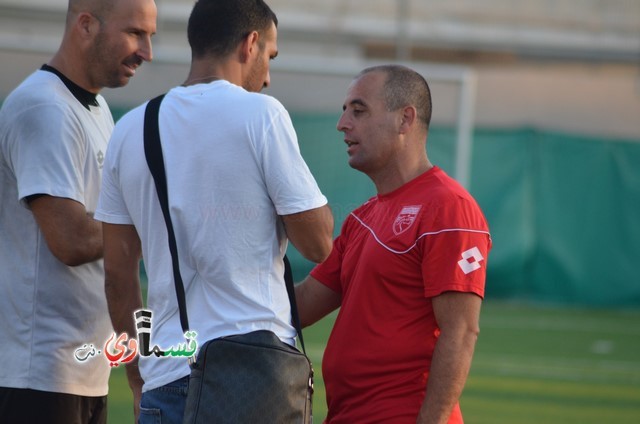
top-left (0, 69), bottom-right (113, 396)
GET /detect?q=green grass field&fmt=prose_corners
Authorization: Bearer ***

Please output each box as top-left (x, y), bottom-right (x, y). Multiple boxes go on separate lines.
top-left (107, 301), bottom-right (640, 423)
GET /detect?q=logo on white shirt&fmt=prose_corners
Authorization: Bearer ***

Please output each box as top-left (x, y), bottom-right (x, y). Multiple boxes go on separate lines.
top-left (457, 247), bottom-right (484, 274)
top-left (392, 205), bottom-right (422, 235)
top-left (97, 150), bottom-right (105, 169)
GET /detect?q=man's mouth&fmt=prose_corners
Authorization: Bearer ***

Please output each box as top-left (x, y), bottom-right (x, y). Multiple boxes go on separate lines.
top-left (345, 139), bottom-right (358, 155)
top-left (123, 64), bottom-right (137, 77)
top-left (124, 59), bottom-right (142, 75)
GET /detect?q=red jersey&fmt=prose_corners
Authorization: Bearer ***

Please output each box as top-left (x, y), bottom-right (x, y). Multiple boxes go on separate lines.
top-left (311, 166), bottom-right (492, 424)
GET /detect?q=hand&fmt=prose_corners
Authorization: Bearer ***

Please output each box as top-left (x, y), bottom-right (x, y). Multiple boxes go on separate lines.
top-left (125, 361), bottom-right (144, 422)
top-left (132, 384), bottom-right (142, 422)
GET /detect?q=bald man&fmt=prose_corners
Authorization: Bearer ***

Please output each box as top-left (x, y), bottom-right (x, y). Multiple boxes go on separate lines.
top-left (0, 0), bottom-right (156, 422)
top-left (295, 65), bottom-right (491, 424)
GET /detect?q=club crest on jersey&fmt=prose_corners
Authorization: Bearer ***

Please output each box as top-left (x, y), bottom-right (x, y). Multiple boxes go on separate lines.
top-left (392, 205), bottom-right (422, 235)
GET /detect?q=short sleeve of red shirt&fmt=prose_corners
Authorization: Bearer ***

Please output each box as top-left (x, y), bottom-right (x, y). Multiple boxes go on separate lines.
top-left (421, 197), bottom-right (491, 299)
top-left (310, 217), bottom-right (352, 294)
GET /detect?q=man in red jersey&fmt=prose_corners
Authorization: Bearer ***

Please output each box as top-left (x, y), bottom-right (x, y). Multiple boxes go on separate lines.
top-left (295, 65), bottom-right (492, 424)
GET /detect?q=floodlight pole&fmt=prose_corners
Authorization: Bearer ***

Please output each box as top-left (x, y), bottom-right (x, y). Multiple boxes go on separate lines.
top-left (396, 0), bottom-right (411, 61)
top-left (454, 70), bottom-right (477, 189)
top-left (393, 0), bottom-right (475, 189)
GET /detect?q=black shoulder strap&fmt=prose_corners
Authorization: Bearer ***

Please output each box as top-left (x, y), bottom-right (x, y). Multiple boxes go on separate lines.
top-left (142, 94), bottom-right (306, 353)
top-left (143, 94), bottom-right (190, 334)
top-left (283, 255), bottom-right (306, 352)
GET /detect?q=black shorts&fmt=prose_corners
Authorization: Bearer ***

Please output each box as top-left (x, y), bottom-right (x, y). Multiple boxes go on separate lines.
top-left (0, 387), bottom-right (107, 424)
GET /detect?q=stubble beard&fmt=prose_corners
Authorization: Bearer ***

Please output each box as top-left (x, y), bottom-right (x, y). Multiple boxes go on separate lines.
top-left (244, 50), bottom-right (267, 93)
top-left (87, 31), bottom-right (130, 90)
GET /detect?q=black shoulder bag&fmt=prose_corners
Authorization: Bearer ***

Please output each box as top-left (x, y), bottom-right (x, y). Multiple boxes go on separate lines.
top-left (143, 94), bottom-right (313, 424)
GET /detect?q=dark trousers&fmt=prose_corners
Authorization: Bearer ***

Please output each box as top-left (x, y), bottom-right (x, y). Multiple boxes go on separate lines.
top-left (0, 387), bottom-right (107, 424)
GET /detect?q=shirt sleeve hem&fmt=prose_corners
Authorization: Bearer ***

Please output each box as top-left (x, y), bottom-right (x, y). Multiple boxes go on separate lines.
top-left (424, 285), bottom-right (485, 299)
top-left (94, 211), bottom-right (134, 225)
top-left (276, 195), bottom-right (328, 216)
top-left (310, 267), bottom-right (342, 293)
top-left (18, 188), bottom-right (83, 209)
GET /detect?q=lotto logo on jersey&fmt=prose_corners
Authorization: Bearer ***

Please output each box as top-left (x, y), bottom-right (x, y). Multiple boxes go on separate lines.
top-left (458, 247), bottom-right (484, 275)
top-left (393, 205), bottom-right (422, 235)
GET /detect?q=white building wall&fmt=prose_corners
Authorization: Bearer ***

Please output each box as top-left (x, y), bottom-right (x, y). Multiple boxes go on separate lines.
top-left (1, 0), bottom-right (639, 139)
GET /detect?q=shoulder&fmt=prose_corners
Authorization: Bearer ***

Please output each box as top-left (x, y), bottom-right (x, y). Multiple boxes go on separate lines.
top-left (342, 196), bottom-right (378, 230)
top-left (0, 73), bottom-right (83, 148)
top-left (115, 101), bottom-right (147, 127)
top-left (216, 83), bottom-right (288, 120)
top-left (351, 196), bottom-right (378, 216)
top-left (383, 167), bottom-right (488, 232)
top-left (0, 71), bottom-right (99, 140)
top-left (417, 168), bottom-right (489, 231)
top-left (2, 71), bottom-right (69, 115)
top-left (108, 102), bottom-right (147, 148)
top-left (242, 90), bottom-right (288, 119)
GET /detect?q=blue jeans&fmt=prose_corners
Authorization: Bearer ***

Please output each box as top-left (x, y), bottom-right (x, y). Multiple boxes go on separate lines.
top-left (138, 376), bottom-right (189, 424)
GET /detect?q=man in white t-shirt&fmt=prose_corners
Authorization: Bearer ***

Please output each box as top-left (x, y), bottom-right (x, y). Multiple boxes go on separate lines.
top-left (0, 0), bottom-right (156, 423)
top-left (95, 1), bottom-right (334, 423)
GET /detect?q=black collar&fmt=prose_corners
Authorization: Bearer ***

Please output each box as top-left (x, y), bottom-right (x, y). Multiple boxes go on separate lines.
top-left (41, 64), bottom-right (100, 111)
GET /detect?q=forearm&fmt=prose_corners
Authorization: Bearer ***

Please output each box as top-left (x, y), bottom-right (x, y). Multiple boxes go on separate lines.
top-left (282, 204), bottom-right (334, 263)
top-left (29, 195), bottom-right (104, 266)
top-left (103, 223), bottom-right (144, 336)
top-left (125, 356), bottom-right (144, 420)
top-left (104, 250), bottom-right (144, 400)
top-left (105, 269), bottom-right (143, 336)
top-left (66, 212), bottom-right (103, 265)
top-left (417, 328), bottom-right (478, 424)
top-left (418, 292), bottom-right (482, 423)
top-left (102, 222), bottom-right (145, 418)
top-left (294, 275), bottom-right (341, 328)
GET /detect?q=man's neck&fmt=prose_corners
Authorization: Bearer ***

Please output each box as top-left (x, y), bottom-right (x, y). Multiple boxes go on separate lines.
top-left (372, 159), bottom-right (433, 196)
top-left (183, 59), bottom-right (240, 87)
top-left (41, 64), bottom-right (100, 111)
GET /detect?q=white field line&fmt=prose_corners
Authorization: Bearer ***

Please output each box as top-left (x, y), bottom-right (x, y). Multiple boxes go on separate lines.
top-left (480, 317), bottom-right (640, 336)
top-left (472, 354), bottom-right (640, 383)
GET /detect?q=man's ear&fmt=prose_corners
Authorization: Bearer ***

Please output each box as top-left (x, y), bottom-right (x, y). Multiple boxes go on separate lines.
top-left (399, 106), bottom-right (417, 134)
top-left (239, 30), bottom-right (260, 63)
top-left (75, 12), bottom-right (100, 40)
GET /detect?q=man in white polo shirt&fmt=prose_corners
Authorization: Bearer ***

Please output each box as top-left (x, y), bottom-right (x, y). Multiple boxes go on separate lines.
top-left (0, 0), bottom-right (156, 422)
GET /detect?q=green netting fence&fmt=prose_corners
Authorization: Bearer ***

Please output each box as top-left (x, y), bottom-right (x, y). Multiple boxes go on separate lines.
top-left (112, 108), bottom-right (640, 307)
top-left (286, 114), bottom-right (640, 307)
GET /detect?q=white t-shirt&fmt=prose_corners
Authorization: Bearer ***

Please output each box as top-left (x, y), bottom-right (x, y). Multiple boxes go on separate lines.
top-left (0, 69), bottom-right (113, 396)
top-left (96, 81), bottom-right (328, 391)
